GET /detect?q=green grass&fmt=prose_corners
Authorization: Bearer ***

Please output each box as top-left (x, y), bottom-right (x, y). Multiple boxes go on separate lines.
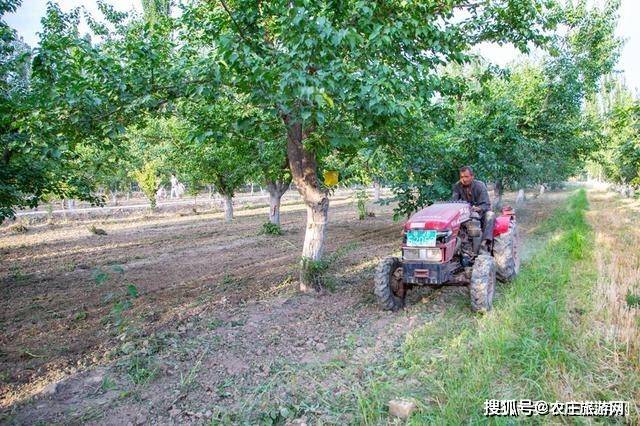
top-left (354, 189), bottom-right (635, 423)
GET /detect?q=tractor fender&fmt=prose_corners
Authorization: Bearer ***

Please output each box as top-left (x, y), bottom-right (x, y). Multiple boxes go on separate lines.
top-left (493, 215), bottom-right (512, 237)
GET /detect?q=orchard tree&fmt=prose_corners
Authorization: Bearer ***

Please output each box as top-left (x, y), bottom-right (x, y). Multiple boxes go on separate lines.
top-left (124, 116), bottom-right (180, 207)
top-left (74, 143), bottom-right (134, 205)
top-left (174, 98), bottom-right (257, 222)
top-left (0, 1), bottom-right (186, 221)
top-left (442, 0), bottom-right (622, 199)
top-left (0, 1), bottom-right (101, 220)
top-left (257, 137), bottom-right (291, 226)
top-left (597, 83), bottom-right (640, 187)
top-left (181, 0), bottom-right (558, 290)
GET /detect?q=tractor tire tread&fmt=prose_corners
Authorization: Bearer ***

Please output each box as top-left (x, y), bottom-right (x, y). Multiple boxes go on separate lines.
top-left (494, 222), bottom-right (520, 282)
top-left (470, 254), bottom-right (496, 313)
top-left (374, 256), bottom-right (404, 311)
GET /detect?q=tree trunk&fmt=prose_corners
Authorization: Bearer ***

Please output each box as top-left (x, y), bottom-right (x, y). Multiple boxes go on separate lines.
top-left (223, 194), bottom-right (233, 222)
top-left (373, 180), bottom-right (381, 202)
top-left (493, 179), bottom-right (503, 210)
top-left (266, 179), bottom-right (289, 226)
top-left (284, 118), bottom-right (329, 292)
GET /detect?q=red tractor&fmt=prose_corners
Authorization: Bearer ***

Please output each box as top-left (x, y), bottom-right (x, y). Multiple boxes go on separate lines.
top-left (375, 202), bottom-right (519, 312)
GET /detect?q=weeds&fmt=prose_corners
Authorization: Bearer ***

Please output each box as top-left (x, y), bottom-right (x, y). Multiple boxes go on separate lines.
top-left (259, 222), bottom-right (284, 236)
top-left (8, 222), bottom-right (28, 233)
top-left (219, 273), bottom-right (245, 290)
top-left (46, 204), bottom-right (54, 223)
top-left (626, 291), bottom-right (640, 308)
top-left (9, 267), bottom-right (26, 283)
top-left (355, 190), bottom-right (369, 220)
top-left (207, 319), bottom-right (224, 329)
top-left (124, 354), bottom-right (158, 385)
top-left (100, 376), bottom-right (117, 392)
top-left (180, 349), bottom-right (207, 391)
top-left (591, 191), bottom-right (640, 363)
top-left (88, 224), bottom-right (107, 235)
top-left (93, 265), bottom-right (141, 333)
top-left (92, 264), bottom-right (124, 286)
top-left (300, 242), bottom-right (359, 291)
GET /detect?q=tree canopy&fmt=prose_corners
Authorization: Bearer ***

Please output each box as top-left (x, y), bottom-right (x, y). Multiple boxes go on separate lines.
top-left (0, 0), bottom-right (629, 290)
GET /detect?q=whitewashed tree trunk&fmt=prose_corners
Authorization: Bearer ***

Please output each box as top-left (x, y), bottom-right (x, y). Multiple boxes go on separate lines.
top-left (269, 194), bottom-right (281, 225)
top-left (224, 194), bottom-right (233, 222)
top-left (284, 119), bottom-right (330, 292)
top-left (300, 200), bottom-right (329, 292)
top-left (266, 180), bottom-right (289, 226)
top-left (515, 189), bottom-right (525, 206)
top-left (373, 180), bottom-right (381, 202)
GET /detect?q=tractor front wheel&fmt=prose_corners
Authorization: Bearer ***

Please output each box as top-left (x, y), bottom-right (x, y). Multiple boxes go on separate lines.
top-left (374, 257), bottom-right (406, 311)
top-left (469, 254), bottom-right (496, 313)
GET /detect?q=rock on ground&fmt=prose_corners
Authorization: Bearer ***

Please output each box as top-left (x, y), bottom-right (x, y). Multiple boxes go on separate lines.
top-left (388, 398), bottom-right (417, 419)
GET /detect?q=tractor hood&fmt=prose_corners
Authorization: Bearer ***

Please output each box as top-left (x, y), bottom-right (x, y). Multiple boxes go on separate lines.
top-left (404, 202), bottom-right (471, 232)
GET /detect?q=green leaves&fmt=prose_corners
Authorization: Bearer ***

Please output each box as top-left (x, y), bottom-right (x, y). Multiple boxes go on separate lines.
top-left (1, 0), bottom-right (615, 227)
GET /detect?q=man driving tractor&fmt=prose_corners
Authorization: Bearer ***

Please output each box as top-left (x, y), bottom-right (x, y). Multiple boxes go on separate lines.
top-left (451, 166), bottom-right (495, 253)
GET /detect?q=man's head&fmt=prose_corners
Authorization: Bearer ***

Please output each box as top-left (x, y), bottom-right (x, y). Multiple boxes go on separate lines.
top-left (459, 166), bottom-right (474, 187)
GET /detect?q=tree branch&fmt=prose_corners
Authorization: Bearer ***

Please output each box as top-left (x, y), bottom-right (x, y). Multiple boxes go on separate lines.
top-left (218, 0), bottom-right (249, 45)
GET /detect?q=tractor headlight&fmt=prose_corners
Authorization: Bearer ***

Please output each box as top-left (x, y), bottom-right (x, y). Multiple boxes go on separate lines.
top-left (403, 247), bottom-right (442, 262)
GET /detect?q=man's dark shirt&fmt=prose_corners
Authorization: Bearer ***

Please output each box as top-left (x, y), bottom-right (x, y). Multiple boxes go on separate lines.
top-left (452, 180), bottom-right (491, 214)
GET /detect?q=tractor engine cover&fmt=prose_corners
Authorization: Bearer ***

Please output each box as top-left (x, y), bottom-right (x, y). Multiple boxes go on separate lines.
top-left (404, 202), bottom-right (471, 233)
top-left (402, 202), bottom-right (472, 285)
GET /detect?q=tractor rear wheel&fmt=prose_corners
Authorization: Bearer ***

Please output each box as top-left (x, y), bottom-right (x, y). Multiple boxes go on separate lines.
top-left (470, 254), bottom-right (496, 313)
top-left (374, 257), bottom-right (406, 311)
top-left (494, 222), bottom-right (520, 282)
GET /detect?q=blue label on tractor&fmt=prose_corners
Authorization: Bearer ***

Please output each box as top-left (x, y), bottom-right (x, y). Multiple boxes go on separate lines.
top-left (406, 230), bottom-right (437, 247)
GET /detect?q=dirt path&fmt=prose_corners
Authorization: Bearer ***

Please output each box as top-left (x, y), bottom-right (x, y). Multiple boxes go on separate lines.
top-left (0, 190), bottom-right (569, 424)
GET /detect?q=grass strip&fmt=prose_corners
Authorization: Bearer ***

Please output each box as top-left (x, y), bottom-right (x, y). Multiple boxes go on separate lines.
top-left (355, 189), bottom-right (632, 424)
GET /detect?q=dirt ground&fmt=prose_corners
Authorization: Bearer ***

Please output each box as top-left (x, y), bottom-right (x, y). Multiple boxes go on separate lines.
top-left (0, 190), bottom-right (567, 424)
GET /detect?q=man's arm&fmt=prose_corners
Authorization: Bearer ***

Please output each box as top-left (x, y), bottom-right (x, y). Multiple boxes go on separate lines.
top-left (474, 181), bottom-right (491, 213)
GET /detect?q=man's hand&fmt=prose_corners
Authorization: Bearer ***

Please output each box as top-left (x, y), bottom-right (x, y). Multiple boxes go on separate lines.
top-left (472, 205), bottom-right (481, 212)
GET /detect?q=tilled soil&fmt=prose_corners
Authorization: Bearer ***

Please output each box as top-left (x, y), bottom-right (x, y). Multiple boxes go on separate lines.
top-left (0, 191), bottom-right (568, 424)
